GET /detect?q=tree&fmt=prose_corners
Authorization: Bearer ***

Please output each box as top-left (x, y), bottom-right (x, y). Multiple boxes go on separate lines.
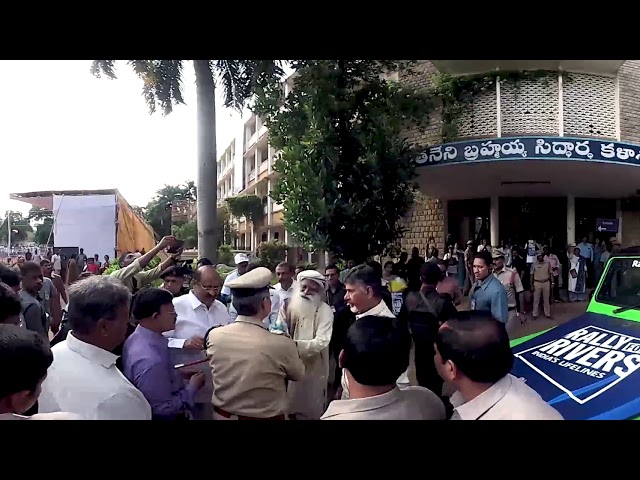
top-left (28, 206), bottom-right (53, 223)
top-left (254, 60), bottom-right (435, 263)
top-left (35, 220), bottom-right (54, 246)
top-left (91, 60), bottom-right (285, 262)
top-left (225, 195), bottom-right (263, 250)
top-left (0, 212), bottom-right (33, 245)
top-left (143, 183), bottom-right (196, 238)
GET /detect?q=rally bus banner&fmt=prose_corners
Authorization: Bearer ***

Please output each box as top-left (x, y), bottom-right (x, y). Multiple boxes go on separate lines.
top-left (511, 312), bottom-right (640, 420)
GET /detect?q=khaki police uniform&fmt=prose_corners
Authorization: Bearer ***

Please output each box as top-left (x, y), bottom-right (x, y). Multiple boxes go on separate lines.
top-left (321, 386), bottom-right (445, 420)
top-left (205, 267), bottom-right (305, 420)
top-left (492, 249), bottom-right (524, 339)
top-left (530, 251), bottom-right (553, 318)
top-left (450, 374), bottom-right (563, 420)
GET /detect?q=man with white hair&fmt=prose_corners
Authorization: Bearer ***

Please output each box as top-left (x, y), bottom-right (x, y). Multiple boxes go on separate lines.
top-left (279, 270), bottom-right (333, 420)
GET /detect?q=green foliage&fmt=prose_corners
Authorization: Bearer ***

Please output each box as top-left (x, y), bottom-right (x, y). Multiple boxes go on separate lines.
top-left (431, 70), bottom-right (558, 142)
top-left (172, 220), bottom-right (198, 249)
top-left (101, 256), bottom-right (161, 276)
top-left (254, 60), bottom-right (434, 263)
top-left (28, 207), bottom-right (53, 223)
top-left (35, 220), bottom-right (54, 246)
top-left (216, 264), bottom-right (235, 282)
top-left (143, 183), bottom-right (196, 238)
top-left (103, 260), bottom-right (121, 276)
top-left (0, 212), bottom-right (33, 245)
top-left (217, 244), bottom-right (234, 266)
top-left (226, 195), bottom-right (264, 225)
top-left (255, 240), bottom-right (288, 270)
top-left (91, 61), bottom-right (285, 114)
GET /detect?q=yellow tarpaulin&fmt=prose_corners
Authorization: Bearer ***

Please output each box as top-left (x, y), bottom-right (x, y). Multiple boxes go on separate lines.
top-left (116, 194), bottom-right (156, 256)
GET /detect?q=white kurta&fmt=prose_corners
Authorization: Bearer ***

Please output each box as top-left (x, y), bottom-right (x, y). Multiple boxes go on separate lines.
top-left (281, 301), bottom-right (333, 419)
top-left (568, 255), bottom-right (585, 293)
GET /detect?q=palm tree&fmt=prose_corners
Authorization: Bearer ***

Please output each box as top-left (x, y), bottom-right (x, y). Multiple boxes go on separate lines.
top-left (90, 60), bottom-right (284, 261)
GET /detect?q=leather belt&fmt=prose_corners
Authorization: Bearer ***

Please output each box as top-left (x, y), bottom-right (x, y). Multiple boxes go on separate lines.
top-left (213, 406), bottom-right (285, 420)
top-left (533, 279), bottom-right (550, 283)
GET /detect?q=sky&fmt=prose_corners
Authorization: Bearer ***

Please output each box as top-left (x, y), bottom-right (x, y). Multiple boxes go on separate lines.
top-left (0, 60), bottom-right (243, 216)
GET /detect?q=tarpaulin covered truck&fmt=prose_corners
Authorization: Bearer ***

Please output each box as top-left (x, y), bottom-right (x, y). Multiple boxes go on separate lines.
top-left (10, 189), bottom-right (156, 260)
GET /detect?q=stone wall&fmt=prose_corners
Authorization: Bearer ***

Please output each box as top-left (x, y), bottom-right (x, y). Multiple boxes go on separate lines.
top-left (619, 60), bottom-right (640, 145)
top-left (398, 193), bottom-right (445, 256)
top-left (398, 61), bottom-right (446, 255)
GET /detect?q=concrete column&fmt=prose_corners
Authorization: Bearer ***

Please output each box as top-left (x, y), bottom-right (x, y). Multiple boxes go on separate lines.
top-left (254, 150), bottom-right (259, 181)
top-left (267, 228), bottom-right (272, 241)
top-left (616, 199), bottom-right (623, 242)
top-left (267, 179), bottom-right (272, 226)
top-left (567, 195), bottom-right (576, 245)
top-left (490, 195), bottom-right (499, 247)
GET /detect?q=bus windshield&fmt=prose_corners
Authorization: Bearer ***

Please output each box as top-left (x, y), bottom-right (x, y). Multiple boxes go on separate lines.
top-left (596, 257), bottom-right (640, 309)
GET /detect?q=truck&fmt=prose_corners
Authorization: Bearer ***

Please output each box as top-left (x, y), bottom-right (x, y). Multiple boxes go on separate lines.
top-left (511, 247), bottom-right (640, 420)
top-left (10, 189), bottom-right (156, 263)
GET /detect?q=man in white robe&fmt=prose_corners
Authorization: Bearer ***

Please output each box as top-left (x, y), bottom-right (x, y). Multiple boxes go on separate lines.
top-left (279, 270), bottom-right (333, 420)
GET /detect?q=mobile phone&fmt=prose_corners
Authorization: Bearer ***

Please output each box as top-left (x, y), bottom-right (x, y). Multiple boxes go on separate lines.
top-left (167, 239), bottom-right (185, 254)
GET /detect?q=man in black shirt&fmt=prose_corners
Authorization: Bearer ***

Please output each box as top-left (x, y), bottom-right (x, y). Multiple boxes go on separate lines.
top-left (393, 251), bottom-right (409, 282)
top-left (325, 264), bottom-right (355, 389)
top-left (404, 262), bottom-right (457, 396)
top-left (406, 247), bottom-right (425, 292)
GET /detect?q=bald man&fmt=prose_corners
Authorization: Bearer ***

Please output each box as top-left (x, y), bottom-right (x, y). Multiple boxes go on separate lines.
top-left (167, 265), bottom-right (232, 420)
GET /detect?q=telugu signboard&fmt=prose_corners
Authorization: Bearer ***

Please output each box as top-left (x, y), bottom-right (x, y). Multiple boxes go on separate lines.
top-left (596, 218), bottom-right (619, 233)
top-left (511, 312), bottom-right (640, 419)
top-left (416, 136), bottom-right (640, 167)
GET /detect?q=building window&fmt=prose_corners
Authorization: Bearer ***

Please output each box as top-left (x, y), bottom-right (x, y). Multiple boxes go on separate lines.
top-left (274, 232), bottom-right (280, 240)
top-left (261, 233), bottom-right (268, 242)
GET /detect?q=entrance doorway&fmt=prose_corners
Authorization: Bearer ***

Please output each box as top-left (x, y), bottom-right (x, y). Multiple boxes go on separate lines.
top-left (448, 199), bottom-right (490, 247)
top-left (575, 198), bottom-right (617, 243)
top-left (499, 197), bottom-right (567, 250)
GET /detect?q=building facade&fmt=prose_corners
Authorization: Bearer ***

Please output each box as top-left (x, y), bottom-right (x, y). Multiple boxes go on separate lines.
top-left (216, 83), bottom-right (312, 264)
top-left (218, 61), bottom-right (640, 262)
top-left (398, 60), bottom-right (640, 254)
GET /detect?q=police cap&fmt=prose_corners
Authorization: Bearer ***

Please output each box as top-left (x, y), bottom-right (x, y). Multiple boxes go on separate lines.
top-left (228, 266), bottom-right (273, 298)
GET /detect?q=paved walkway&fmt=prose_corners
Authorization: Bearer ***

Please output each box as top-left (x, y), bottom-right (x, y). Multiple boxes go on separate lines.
top-left (457, 290), bottom-right (589, 339)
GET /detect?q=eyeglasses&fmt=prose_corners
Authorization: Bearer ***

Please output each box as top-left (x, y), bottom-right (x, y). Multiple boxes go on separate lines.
top-left (200, 285), bottom-right (221, 293)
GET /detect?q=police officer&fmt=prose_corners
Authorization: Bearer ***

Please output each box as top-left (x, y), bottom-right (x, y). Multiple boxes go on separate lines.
top-left (492, 248), bottom-right (524, 338)
top-left (205, 266), bottom-right (305, 420)
top-left (530, 250), bottom-right (553, 320)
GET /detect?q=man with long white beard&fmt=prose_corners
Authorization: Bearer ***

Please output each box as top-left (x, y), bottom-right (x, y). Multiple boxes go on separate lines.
top-left (279, 270), bottom-right (333, 420)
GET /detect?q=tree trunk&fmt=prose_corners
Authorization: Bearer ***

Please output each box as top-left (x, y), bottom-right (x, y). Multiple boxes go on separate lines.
top-left (194, 60), bottom-right (218, 262)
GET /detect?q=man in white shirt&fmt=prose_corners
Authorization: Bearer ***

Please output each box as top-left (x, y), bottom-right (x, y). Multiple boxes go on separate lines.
top-left (339, 264), bottom-right (410, 399)
top-left (220, 253), bottom-right (250, 301)
top-left (51, 251), bottom-right (62, 275)
top-left (435, 311), bottom-right (563, 420)
top-left (322, 315), bottom-right (445, 420)
top-left (38, 276), bottom-right (152, 420)
top-left (274, 262), bottom-right (297, 304)
top-left (168, 265), bottom-right (232, 420)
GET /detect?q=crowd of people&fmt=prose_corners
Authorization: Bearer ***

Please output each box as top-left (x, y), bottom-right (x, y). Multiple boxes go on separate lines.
top-left (0, 232), bottom-right (572, 420)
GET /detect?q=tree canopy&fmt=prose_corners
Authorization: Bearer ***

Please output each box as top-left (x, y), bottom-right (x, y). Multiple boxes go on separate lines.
top-left (0, 212), bottom-right (33, 245)
top-left (254, 60), bottom-right (434, 262)
top-left (90, 60), bottom-right (285, 261)
top-left (142, 182), bottom-right (196, 238)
